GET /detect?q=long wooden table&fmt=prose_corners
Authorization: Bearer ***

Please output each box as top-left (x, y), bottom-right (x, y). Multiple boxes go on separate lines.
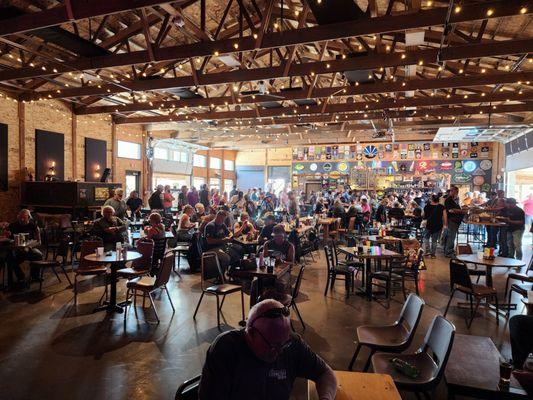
top-left (308, 371), bottom-right (401, 400)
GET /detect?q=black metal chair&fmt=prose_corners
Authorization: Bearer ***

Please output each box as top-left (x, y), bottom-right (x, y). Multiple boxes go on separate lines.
top-left (279, 264), bottom-right (306, 331)
top-left (371, 316), bottom-right (456, 399)
top-left (175, 375), bottom-right (201, 400)
top-left (193, 252), bottom-right (245, 330)
top-left (31, 237), bottom-right (72, 291)
top-left (324, 245), bottom-right (356, 298)
top-left (443, 259), bottom-right (499, 328)
top-left (505, 255), bottom-right (533, 316)
top-left (348, 293), bottom-right (425, 371)
top-left (150, 236), bottom-right (167, 275)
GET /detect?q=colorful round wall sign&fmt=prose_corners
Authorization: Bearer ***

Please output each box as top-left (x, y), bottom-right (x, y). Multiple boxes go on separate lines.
top-left (295, 163), bottom-right (305, 171)
top-left (309, 163), bottom-right (318, 171)
top-left (473, 176), bottom-right (485, 186)
top-left (323, 163), bottom-right (332, 172)
top-left (463, 161), bottom-right (476, 173)
top-left (338, 162), bottom-right (348, 172)
top-left (363, 145), bottom-right (378, 158)
top-left (480, 160), bottom-right (492, 170)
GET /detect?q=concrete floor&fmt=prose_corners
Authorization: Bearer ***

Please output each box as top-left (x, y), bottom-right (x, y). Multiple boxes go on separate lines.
top-left (0, 243), bottom-right (531, 400)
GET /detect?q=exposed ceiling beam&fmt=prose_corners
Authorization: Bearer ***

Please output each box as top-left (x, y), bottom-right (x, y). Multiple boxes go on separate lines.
top-left (75, 71), bottom-right (533, 115)
top-left (2, 0), bottom-right (529, 82)
top-left (0, 0), bottom-right (176, 37)
top-left (115, 102), bottom-right (533, 124)
top-left (19, 39), bottom-right (533, 101)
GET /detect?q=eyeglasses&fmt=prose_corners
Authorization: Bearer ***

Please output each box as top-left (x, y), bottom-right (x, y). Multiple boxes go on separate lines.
top-left (253, 326), bottom-right (292, 353)
top-left (250, 307), bottom-right (291, 352)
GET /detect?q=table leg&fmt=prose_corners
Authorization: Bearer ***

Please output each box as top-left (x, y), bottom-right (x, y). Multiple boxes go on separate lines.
top-left (485, 265), bottom-right (493, 288)
top-left (94, 263), bottom-right (124, 313)
top-left (365, 259), bottom-right (372, 300)
top-left (323, 225), bottom-right (329, 244)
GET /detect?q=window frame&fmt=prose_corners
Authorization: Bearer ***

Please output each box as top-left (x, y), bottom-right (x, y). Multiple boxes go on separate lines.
top-left (117, 140), bottom-right (141, 160)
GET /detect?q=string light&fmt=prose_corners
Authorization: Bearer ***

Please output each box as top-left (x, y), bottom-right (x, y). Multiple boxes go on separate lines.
top-left (486, 9), bottom-right (494, 16)
top-left (520, 7), bottom-right (528, 14)
top-left (454, 5), bottom-right (462, 13)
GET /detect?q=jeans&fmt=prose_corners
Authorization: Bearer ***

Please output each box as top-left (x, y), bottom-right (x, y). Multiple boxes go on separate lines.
top-left (424, 229), bottom-right (441, 255)
top-left (486, 226), bottom-right (497, 247)
top-left (444, 220), bottom-right (460, 256)
top-left (510, 315), bottom-right (533, 368)
top-left (507, 229), bottom-right (524, 260)
top-left (499, 227), bottom-right (509, 256)
top-left (6, 247), bottom-right (43, 285)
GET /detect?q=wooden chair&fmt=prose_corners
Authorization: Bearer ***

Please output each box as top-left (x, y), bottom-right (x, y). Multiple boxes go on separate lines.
top-left (117, 239), bottom-right (154, 279)
top-left (371, 316), bottom-right (455, 398)
top-left (443, 259), bottom-right (499, 328)
top-left (348, 293), bottom-right (425, 371)
top-left (193, 251), bottom-right (245, 330)
top-left (124, 252), bottom-right (175, 324)
top-left (31, 237), bottom-right (72, 291)
top-left (455, 243), bottom-right (485, 283)
top-left (74, 239), bottom-right (108, 306)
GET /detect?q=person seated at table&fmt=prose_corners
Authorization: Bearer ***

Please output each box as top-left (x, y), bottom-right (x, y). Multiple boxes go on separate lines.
top-left (91, 205), bottom-right (127, 251)
top-left (387, 201), bottom-right (405, 222)
top-left (191, 203), bottom-right (206, 224)
top-left (6, 209), bottom-right (43, 288)
top-left (261, 195), bottom-right (275, 216)
top-left (199, 207), bottom-right (217, 234)
top-left (143, 213), bottom-right (166, 240)
top-left (328, 199), bottom-right (345, 219)
top-left (176, 205), bottom-right (196, 242)
top-left (259, 214), bottom-right (276, 245)
top-left (313, 197), bottom-right (325, 215)
top-left (501, 198), bottom-right (526, 260)
top-left (234, 212), bottom-right (256, 237)
top-left (126, 190), bottom-right (143, 219)
top-left (199, 299), bottom-right (337, 400)
top-left (104, 188), bottom-right (127, 220)
top-left (204, 211), bottom-right (242, 272)
top-left (375, 198), bottom-right (389, 224)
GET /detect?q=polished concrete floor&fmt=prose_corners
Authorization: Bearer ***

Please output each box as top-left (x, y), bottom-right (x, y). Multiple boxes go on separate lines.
top-left (0, 241), bottom-right (531, 400)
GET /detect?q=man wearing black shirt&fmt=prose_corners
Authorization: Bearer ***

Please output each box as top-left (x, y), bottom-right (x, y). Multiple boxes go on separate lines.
top-left (199, 299), bottom-right (337, 400)
top-left (199, 184), bottom-right (210, 211)
top-left (6, 209), bottom-right (43, 287)
top-left (259, 214), bottom-right (276, 244)
top-left (126, 190), bottom-right (143, 218)
top-left (423, 195), bottom-right (447, 257)
top-left (148, 185), bottom-right (164, 210)
top-left (204, 211), bottom-right (243, 270)
top-left (501, 198), bottom-right (526, 260)
top-left (444, 186), bottom-right (467, 257)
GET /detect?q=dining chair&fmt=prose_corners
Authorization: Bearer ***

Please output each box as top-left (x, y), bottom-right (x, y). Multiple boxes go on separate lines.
top-left (505, 255), bottom-right (533, 316)
top-left (371, 315), bottom-right (456, 399)
top-left (443, 259), bottom-right (499, 328)
top-left (348, 293), bottom-right (425, 371)
top-left (175, 375), bottom-right (201, 400)
top-left (124, 252), bottom-right (175, 324)
top-left (367, 256), bottom-right (404, 308)
top-left (193, 251), bottom-right (245, 330)
top-left (279, 264), bottom-right (306, 331)
top-left (73, 239), bottom-right (108, 306)
top-left (455, 243), bottom-right (485, 283)
top-left (117, 239), bottom-right (154, 279)
top-left (31, 237), bottom-right (72, 291)
top-left (151, 236), bottom-right (167, 275)
top-left (323, 245), bottom-right (356, 298)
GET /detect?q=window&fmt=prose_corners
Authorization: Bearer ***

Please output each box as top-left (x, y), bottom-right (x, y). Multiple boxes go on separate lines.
top-left (125, 171), bottom-right (140, 197)
top-left (172, 151), bottom-right (189, 163)
top-left (224, 159), bottom-right (234, 171)
top-left (117, 140), bottom-right (141, 159)
top-left (193, 177), bottom-right (205, 188)
top-left (154, 147), bottom-right (168, 160)
top-left (210, 157), bottom-right (221, 169)
top-left (210, 178), bottom-right (220, 190)
top-left (193, 154), bottom-right (206, 167)
top-left (224, 179), bottom-right (234, 194)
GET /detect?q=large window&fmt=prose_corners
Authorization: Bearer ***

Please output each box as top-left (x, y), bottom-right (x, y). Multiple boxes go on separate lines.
top-left (154, 147), bottom-right (168, 160)
top-left (224, 179), bottom-right (234, 194)
top-left (210, 178), bottom-right (220, 190)
top-left (224, 159), bottom-right (234, 171)
top-left (193, 154), bottom-right (206, 167)
top-left (192, 177), bottom-right (205, 189)
top-left (117, 140), bottom-right (141, 159)
top-left (210, 157), bottom-right (221, 169)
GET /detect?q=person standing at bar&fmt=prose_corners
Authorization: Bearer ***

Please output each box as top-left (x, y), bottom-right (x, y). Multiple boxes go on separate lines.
top-left (148, 185), bottom-right (164, 210)
top-left (501, 198), bottom-right (526, 260)
top-left (444, 186), bottom-right (468, 258)
top-left (162, 185), bottom-right (175, 214)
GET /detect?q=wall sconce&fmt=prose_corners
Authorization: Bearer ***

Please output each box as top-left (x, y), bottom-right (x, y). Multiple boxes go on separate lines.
top-left (48, 160), bottom-right (56, 176)
top-left (94, 164), bottom-right (101, 179)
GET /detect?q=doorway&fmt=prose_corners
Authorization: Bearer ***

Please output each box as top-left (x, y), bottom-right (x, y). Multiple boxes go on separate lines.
top-left (125, 170), bottom-right (140, 197)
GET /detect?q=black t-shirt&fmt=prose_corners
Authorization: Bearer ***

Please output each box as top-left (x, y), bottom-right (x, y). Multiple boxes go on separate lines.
top-left (148, 190), bottom-right (163, 209)
top-left (423, 203), bottom-right (445, 232)
top-left (445, 196), bottom-right (463, 224)
top-left (199, 189), bottom-right (209, 208)
top-left (388, 207), bottom-right (405, 221)
top-left (204, 221), bottom-right (229, 250)
top-left (502, 206), bottom-right (525, 232)
top-left (199, 330), bottom-right (327, 400)
top-left (260, 224), bottom-right (275, 241)
top-left (9, 220), bottom-right (38, 240)
top-left (265, 239), bottom-right (292, 261)
top-left (126, 197), bottom-right (143, 212)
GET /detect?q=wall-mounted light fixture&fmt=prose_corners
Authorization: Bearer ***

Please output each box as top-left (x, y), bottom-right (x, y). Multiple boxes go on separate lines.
top-left (94, 164), bottom-right (101, 179)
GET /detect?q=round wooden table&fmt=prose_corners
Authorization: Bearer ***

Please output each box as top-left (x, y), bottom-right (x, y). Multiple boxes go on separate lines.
top-left (456, 254), bottom-right (525, 287)
top-left (84, 250), bottom-right (142, 313)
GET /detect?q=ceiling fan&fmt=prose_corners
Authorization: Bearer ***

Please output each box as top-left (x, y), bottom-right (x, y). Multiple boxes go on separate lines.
top-left (240, 81), bottom-right (285, 100)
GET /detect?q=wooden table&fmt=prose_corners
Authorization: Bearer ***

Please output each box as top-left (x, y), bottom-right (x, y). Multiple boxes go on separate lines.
top-left (445, 334), bottom-right (528, 399)
top-left (319, 218), bottom-right (338, 243)
top-left (308, 371), bottom-right (401, 400)
top-left (231, 262), bottom-right (291, 304)
top-left (84, 251), bottom-right (142, 313)
top-left (339, 246), bottom-right (402, 299)
top-left (456, 254), bottom-right (525, 287)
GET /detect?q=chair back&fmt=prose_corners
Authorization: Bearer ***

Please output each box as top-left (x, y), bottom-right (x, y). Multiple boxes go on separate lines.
top-left (175, 375), bottom-right (201, 400)
top-left (132, 239), bottom-right (154, 270)
top-left (200, 252), bottom-right (224, 289)
top-left (456, 243), bottom-right (473, 255)
top-left (291, 265), bottom-right (306, 300)
top-left (449, 259), bottom-right (473, 290)
top-left (152, 236), bottom-right (167, 270)
top-left (155, 254), bottom-right (174, 287)
top-left (347, 216), bottom-right (356, 231)
top-left (56, 237), bottom-right (71, 261)
top-left (419, 316), bottom-right (455, 384)
top-left (79, 239), bottom-right (103, 270)
top-left (398, 293), bottom-right (425, 337)
top-left (324, 245), bottom-right (335, 272)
